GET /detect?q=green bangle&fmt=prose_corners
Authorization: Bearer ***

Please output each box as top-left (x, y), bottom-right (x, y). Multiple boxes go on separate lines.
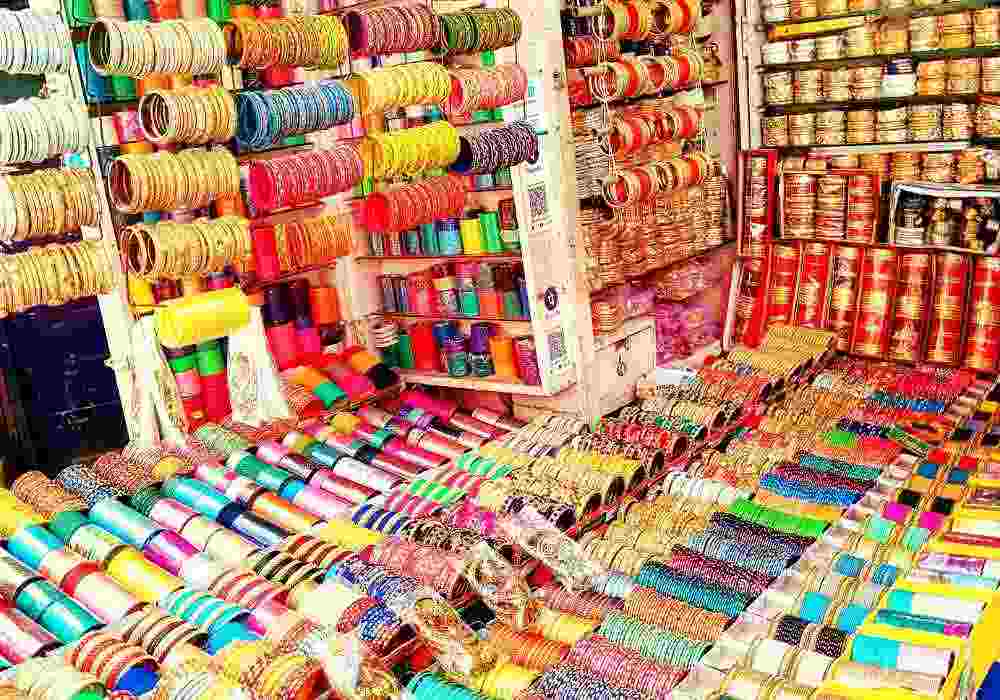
top-left (169, 353), bottom-right (198, 373)
top-left (428, 483), bottom-right (451, 503)
top-left (456, 452), bottom-right (480, 470)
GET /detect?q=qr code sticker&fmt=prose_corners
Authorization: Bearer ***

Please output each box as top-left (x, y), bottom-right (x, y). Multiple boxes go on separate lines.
top-left (547, 330), bottom-right (567, 367)
top-left (528, 183), bottom-right (547, 222)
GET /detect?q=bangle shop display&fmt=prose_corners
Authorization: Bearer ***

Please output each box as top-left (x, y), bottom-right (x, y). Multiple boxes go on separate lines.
top-left (6, 0), bottom-right (1000, 697)
top-left (1, 323), bottom-right (1000, 700)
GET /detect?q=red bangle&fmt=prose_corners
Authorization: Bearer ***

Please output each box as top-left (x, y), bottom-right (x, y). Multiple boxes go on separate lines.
top-left (61, 562), bottom-right (102, 597)
top-left (674, 54), bottom-right (692, 86)
top-left (621, 61), bottom-right (641, 97)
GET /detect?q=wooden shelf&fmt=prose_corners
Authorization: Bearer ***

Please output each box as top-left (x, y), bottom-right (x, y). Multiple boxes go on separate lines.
top-left (760, 45), bottom-right (1000, 72)
top-left (469, 186), bottom-right (514, 193)
top-left (770, 235), bottom-right (1000, 258)
top-left (241, 262), bottom-right (339, 292)
top-left (378, 312), bottom-right (532, 326)
top-left (593, 316), bottom-right (655, 351)
top-left (398, 369), bottom-right (550, 395)
top-left (776, 140), bottom-right (971, 154)
top-left (764, 7), bottom-right (877, 27)
top-left (356, 254), bottom-right (521, 262)
top-left (616, 240), bottom-right (736, 282)
top-left (764, 0), bottom-right (996, 28)
top-left (571, 80), bottom-right (719, 111)
top-left (763, 93), bottom-right (981, 114)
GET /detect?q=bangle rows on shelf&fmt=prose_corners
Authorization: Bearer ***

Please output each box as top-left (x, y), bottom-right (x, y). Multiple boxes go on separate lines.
top-left (223, 16), bottom-right (348, 70)
top-left (89, 18), bottom-right (227, 77)
top-left (247, 146), bottom-right (363, 214)
top-left (0, 168), bottom-right (101, 243)
top-left (0, 98), bottom-right (91, 164)
top-left (348, 62), bottom-right (452, 115)
top-left (439, 8), bottom-right (523, 55)
top-left (138, 87), bottom-right (237, 145)
top-left (0, 241), bottom-right (116, 318)
top-left (123, 216), bottom-right (251, 280)
top-left (235, 82), bottom-right (355, 152)
top-left (0, 10), bottom-right (72, 74)
top-left (452, 121), bottom-right (539, 175)
top-left (109, 148), bottom-right (241, 214)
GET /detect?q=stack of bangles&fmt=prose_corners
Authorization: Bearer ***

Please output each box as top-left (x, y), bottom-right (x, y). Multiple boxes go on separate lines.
top-left (0, 10), bottom-right (71, 74)
top-left (451, 121), bottom-right (539, 174)
top-left (343, 4), bottom-right (440, 56)
top-left (138, 88), bottom-right (236, 145)
top-left (0, 241), bottom-right (116, 317)
top-left (269, 214), bottom-right (353, 271)
top-left (564, 36), bottom-right (622, 68)
top-left (348, 63), bottom-right (451, 114)
top-left (123, 217), bottom-right (251, 279)
top-left (489, 625), bottom-right (571, 670)
top-left (66, 631), bottom-right (158, 691)
top-left (362, 175), bottom-right (468, 233)
top-left (535, 584), bottom-right (624, 620)
top-left (609, 106), bottom-right (703, 154)
top-left (362, 121), bottom-right (460, 178)
top-left (564, 635), bottom-right (683, 698)
top-left (596, 0), bottom-right (698, 39)
top-left (0, 97), bottom-right (90, 163)
top-left (438, 8), bottom-right (523, 54)
top-left (247, 146), bottom-right (363, 213)
top-left (586, 51), bottom-right (704, 103)
top-left (111, 607), bottom-right (207, 663)
top-left (88, 18), bottom-right (226, 77)
top-left (0, 168), bottom-right (100, 241)
top-left (109, 149), bottom-right (240, 213)
top-left (446, 64), bottom-right (529, 114)
top-left (234, 82), bottom-right (354, 151)
top-left (598, 0), bottom-right (654, 40)
top-left (10, 471), bottom-right (88, 517)
top-left (222, 16), bottom-right (348, 69)
top-left (366, 536), bottom-right (469, 599)
top-left (602, 154), bottom-right (712, 208)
